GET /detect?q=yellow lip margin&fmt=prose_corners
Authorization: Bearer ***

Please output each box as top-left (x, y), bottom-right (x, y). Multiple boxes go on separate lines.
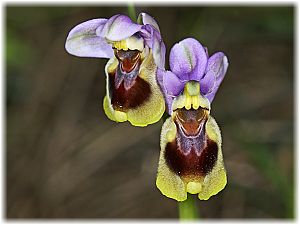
top-left (103, 49), bottom-right (165, 127)
top-left (156, 103), bottom-right (227, 201)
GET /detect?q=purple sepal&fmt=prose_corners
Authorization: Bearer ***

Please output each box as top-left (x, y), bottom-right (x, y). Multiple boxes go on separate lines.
top-left (65, 18), bottom-right (114, 58)
top-left (169, 38), bottom-right (207, 82)
top-left (140, 24), bottom-right (165, 68)
top-left (98, 14), bottom-right (142, 41)
top-left (157, 68), bottom-right (181, 115)
top-left (138, 12), bottom-right (160, 32)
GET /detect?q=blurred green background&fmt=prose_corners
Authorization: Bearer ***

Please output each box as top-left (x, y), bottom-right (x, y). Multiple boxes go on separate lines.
top-left (6, 5), bottom-right (294, 219)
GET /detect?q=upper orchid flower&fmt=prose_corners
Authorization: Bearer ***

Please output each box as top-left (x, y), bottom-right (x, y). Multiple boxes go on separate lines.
top-left (156, 38), bottom-right (229, 201)
top-left (65, 13), bottom-right (166, 127)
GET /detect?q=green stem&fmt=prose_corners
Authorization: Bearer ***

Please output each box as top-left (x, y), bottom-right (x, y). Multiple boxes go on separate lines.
top-left (127, 3), bottom-right (137, 21)
top-left (178, 194), bottom-right (200, 220)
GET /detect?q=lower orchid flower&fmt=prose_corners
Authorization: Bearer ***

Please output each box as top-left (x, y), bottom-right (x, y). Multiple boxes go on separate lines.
top-left (65, 13), bottom-right (166, 126)
top-left (156, 38), bottom-right (229, 201)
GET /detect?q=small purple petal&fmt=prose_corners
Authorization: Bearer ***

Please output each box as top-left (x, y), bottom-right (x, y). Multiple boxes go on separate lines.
top-left (157, 68), bottom-right (184, 115)
top-left (65, 18), bottom-right (114, 58)
top-left (139, 24), bottom-right (152, 44)
top-left (203, 52), bottom-right (229, 102)
top-left (169, 38), bottom-right (208, 82)
top-left (138, 12), bottom-right (160, 32)
top-left (140, 24), bottom-right (165, 68)
top-left (152, 29), bottom-right (166, 68)
top-left (199, 70), bottom-right (215, 94)
top-left (99, 14), bottom-right (142, 41)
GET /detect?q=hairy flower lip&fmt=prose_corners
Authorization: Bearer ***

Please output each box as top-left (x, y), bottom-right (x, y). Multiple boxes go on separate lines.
top-left (156, 116), bottom-right (227, 201)
top-left (121, 57), bottom-right (140, 74)
top-left (112, 48), bottom-right (145, 90)
top-left (114, 48), bottom-right (142, 73)
top-left (174, 107), bottom-right (208, 138)
top-left (114, 61), bottom-right (141, 90)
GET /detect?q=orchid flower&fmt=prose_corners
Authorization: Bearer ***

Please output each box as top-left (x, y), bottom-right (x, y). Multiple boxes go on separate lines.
top-left (156, 38), bottom-right (229, 201)
top-left (65, 13), bottom-right (166, 127)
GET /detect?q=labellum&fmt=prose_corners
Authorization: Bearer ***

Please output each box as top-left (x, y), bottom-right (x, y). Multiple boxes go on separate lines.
top-left (109, 48), bottom-right (151, 111)
top-left (156, 81), bottom-right (227, 201)
top-left (103, 37), bottom-right (165, 126)
top-left (165, 108), bottom-right (218, 179)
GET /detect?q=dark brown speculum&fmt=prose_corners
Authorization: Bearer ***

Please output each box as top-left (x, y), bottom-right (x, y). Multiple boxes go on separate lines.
top-left (109, 73), bottom-right (151, 111)
top-left (108, 49), bottom-right (151, 112)
top-left (164, 108), bottom-right (218, 178)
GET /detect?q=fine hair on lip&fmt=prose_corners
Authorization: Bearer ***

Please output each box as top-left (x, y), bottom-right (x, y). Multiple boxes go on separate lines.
top-left (114, 49), bottom-right (142, 73)
top-left (174, 108), bottom-right (208, 137)
top-left (164, 126), bottom-right (218, 177)
top-left (108, 72), bottom-right (151, 111)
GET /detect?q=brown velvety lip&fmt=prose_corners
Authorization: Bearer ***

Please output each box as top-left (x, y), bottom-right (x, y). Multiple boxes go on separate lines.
top-left (108, 48), bottom-right (151, 111)
top-left (114, 48), bottom-right (141, 73)
top-left (164, 107), bottom-right (218, 178)
top-left (174, 108), bottom-right (208, 137)
top-left (108, 48), bottom-right (153, 112)
top-left (164, 138), bottom-right (218, 177)
top-left (108, 72), bottom-right (151, 112)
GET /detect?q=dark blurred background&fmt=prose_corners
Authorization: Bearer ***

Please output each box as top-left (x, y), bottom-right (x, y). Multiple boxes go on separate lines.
top-left (6, 5), bottom-right (294, 219)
